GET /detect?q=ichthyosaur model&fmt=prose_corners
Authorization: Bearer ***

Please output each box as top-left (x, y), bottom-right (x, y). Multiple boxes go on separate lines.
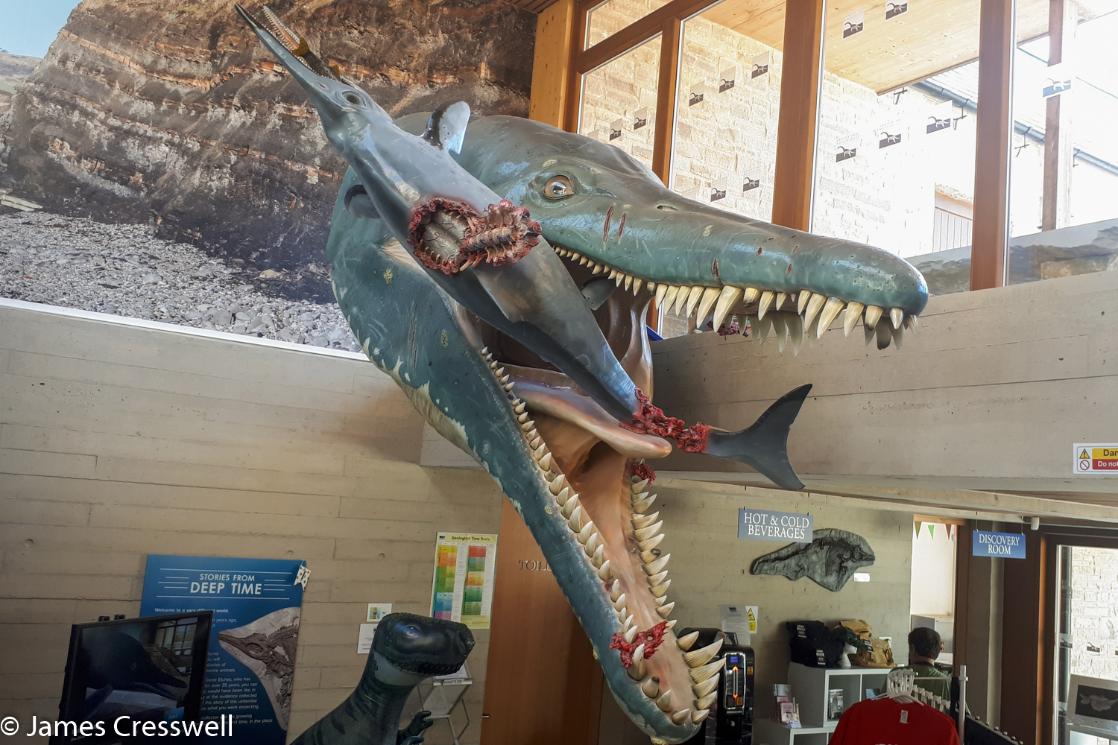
top-left (237, 7), bottom-right (928, 743)
top-left (291, 613), bottom-right (475, 745)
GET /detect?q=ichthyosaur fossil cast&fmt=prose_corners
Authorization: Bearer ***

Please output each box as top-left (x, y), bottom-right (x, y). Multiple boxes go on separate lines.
top-left (291, 613), bottom-right (475, 745)
top-left (218, 607), bottom-right (300, 731)
top-left (237, 7), bottom-right (927, 742)
top-left (751, 528), bottom-right (876, 592)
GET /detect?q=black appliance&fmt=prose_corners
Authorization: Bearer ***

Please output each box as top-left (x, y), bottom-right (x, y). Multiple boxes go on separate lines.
top-left (53, 611), bottom-right (212, 744)
top-left (681, 629), bottom-right (755, 744)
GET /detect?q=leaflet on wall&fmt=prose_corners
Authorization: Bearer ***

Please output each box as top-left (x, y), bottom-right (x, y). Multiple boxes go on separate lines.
top-left (885, 1), bottom-right (909, 20)
top-left (751, 52), bottom-right (771, 80)
top-left (430, 532), bottom-right (498, 629)
top-left (878, 122), bottom-right (905, 149)
top-left (689, 86), bottom-right (706, 107)
top-left (140, 555), bottom-right (307, 745)
top-left (743, 177), bottom-right (761, 192)
top-left (609, 118), bottom-right (624, 141)
top-left (843, 10), bottom-right (865, 38)
top-left (633, 107), bottom-right (649, 131)
top-left (738, 508), bottom-right (813, 542)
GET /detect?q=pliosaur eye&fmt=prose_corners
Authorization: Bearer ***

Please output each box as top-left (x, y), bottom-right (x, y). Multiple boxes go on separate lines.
top-left (543, 175), bottom-right (574, 200)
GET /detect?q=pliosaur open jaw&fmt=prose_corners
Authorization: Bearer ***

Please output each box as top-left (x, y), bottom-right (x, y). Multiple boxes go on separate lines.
top-left (553, 245), bottom-right (920, 350)
top-left (479, 347), bottom-right (722, 739)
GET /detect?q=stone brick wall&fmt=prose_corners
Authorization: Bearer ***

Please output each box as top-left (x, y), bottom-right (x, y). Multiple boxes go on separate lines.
top-left (1068, 546), bottom-right (1118, 683)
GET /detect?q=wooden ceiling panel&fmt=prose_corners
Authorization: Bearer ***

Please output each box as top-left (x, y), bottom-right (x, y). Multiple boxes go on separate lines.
top-left (704, 0), bottom-right (1113, 93)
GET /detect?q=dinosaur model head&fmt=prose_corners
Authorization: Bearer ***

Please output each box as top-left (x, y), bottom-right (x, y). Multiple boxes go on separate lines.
top-left (369, 612), bottom-right (475, 687)
top-left (238, 7), bottom-right (927, 742)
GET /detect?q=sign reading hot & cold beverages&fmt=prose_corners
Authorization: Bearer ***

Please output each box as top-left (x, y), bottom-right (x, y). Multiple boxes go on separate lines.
top-left (738, 508), bottom-right (813, 542)
top-left (971, 530), bottom-right (1027, 559)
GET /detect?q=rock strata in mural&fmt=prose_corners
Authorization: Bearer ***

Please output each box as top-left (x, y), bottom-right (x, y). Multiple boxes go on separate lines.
top-left (751, 528), bottom-right (875, 592)
top-left (0, 0), bottom-right (534, 299)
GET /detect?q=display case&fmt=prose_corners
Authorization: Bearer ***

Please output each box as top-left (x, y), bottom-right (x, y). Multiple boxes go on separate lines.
top-left (752, 664), bottom-right (890, 745)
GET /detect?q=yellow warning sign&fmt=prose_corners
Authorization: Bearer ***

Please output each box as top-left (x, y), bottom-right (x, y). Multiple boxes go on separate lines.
top-left (1074, 443), bottom-right (1118, 474)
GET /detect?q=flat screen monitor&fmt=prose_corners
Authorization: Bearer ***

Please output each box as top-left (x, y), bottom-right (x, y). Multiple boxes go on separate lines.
top-left (53, 612), bottom-right (212, 744)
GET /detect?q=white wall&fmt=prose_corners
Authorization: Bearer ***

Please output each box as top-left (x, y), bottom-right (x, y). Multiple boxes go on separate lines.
top-left (910, 522), bottom-right (957, 618)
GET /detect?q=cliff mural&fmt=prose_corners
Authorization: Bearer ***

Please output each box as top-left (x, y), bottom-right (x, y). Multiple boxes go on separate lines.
top-left (0, 0), bottom-right (534, 301)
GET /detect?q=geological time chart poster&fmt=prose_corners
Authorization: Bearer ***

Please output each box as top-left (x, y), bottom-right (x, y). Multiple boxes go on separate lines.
top-left (429, 532), bottom-right (497, 629)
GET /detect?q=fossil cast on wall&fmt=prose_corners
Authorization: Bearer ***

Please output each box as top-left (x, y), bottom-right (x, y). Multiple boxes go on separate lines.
top-left (751, 528), bottom-right (876, 592)
top-left (0, 0), bottom-right (534, 297)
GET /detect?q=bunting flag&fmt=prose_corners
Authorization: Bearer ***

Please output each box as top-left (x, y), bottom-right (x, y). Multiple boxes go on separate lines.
top-left (928, 523), bottom-right (936, 538)
top-left (947, 524), bottom-right (957, 541)
top-left (914, 520), bottom-right (923, 538)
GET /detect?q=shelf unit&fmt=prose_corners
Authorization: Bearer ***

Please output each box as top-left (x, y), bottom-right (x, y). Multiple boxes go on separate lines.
top-left (752, 664), bottom-right (891, 745)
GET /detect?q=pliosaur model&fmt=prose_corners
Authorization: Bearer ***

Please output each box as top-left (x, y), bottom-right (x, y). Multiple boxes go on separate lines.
top-left (291, 613), bottom-right (475, 745)
top-left (751, 528), bottom-right (876, 592)
top-left (237, 6), bottom-right (927, 742)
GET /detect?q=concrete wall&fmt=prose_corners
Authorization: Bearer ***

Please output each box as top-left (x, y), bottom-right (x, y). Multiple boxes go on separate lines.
top-left (0, 300), bottom-right (503, 744)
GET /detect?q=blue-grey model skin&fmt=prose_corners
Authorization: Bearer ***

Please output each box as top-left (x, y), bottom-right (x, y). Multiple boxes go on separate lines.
top-left (238, 7), bottom-right (927, 744)
top-left (291, 613), bottom-right (474, 745)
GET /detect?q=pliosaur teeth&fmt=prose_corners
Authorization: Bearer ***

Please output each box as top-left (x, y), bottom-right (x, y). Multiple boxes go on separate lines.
top-left (693, 675), bottom-right (719, 698)
top-left (797, 290), bottom-right (811, 315)
top-left (613, 592), bottom-right (627, 610)
top-left (650, 579), bottom-right (671, 598)
top-left (692, 709), bottom-right (711, 725)
top-left (843, 301), bottom-right (865, 337)
top-left (864, 304), bottom-right (883, 329)
top-left (695, 693), bottom-right (716, 711)
top-left (656, 601), bottom-right (675, 618)
top-left (567, 506), bottom-right (586, 532)
top-left (742, 287), bottom-right (760, 304)
top-left (644, 553), bottom-right (670, 575)
top-left (548, 474), bottom-right (567, 496)
top-left (690, 659), bottom-right (723, 684)
top-left (890, 307), bottom-right (904, 329)
top-left (695, 286), bottom-right (722, 327)
top-left (634, 521), bottom-right (663, 541)
top-left (639, 533), bottom-right (666, 552)
top-left (647, 570), bottom-right (669, 586)
top-left (588, 536), bottom-right (604, 559)
top-left (775, 291), bottom-right (788, 310)
top-left (578, 521), bottom-right (597, 544)
top-left (803, 292), bottom-right (826, 332)
top-left (554, 486), bottom-right (574, 505)
top-left (684, 286), bottom-right (705, 317)
top-left (633, 494), bottom-right (657, 514)
top-left (642, 677), bottom-right (660, 698)
top-left (684, 638), bottom-right (723, 668)
top-left (757, 290), bottom-right (774, 320)
top-left (817, 296), bottom-right (845, 337)
top-left (624, 625), bottom-right (638, 644)
top-left (631, 478), bottom-right (651, 493)
top-left (655, 283), bottom-right (669, 306)
top-left (656, 690), bottom-right (674, 713)
top-left (677, 630), bottom-right (700, 651)
top-left (560, 496), bottom-right (580, 519)
top-left (597, 559), bottom-right (611, 579)
top-left (712, 286), bottom-right (743, 331)
top-left (632, 643), bottom-right (647, 666)
top-left (633, 511), bottom-right (660, 529)
top-left (610, 584), bottom-right (623, 602)
top-left (662, 285), bottom-right (682, 313)
top-left (671, 709), bottom-right (692, 726)
top-left (665, 619), bottom-right (677, 631)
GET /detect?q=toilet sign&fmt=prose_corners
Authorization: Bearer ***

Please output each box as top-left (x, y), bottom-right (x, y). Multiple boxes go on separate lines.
top-left (1074, 443), bottom-right (1118, 474)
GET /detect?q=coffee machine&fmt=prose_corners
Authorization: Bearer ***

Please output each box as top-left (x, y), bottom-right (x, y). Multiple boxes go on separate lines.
top-left (680, 629), bottom-right (754, 744)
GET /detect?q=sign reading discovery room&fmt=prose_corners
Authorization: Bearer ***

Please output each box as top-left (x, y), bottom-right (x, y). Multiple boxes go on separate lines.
top-left (738, 508), bottom-right (813, 542)
top-left (971, 530), bottom-right (1027, 559)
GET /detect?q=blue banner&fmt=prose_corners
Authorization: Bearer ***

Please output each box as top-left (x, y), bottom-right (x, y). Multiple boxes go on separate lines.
top-left (738, 508), bottom-right (813, 542)
top-left (141, 555), bottom-right (307, 744)
top-left (971, 530), bottom-right (1027, 559)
